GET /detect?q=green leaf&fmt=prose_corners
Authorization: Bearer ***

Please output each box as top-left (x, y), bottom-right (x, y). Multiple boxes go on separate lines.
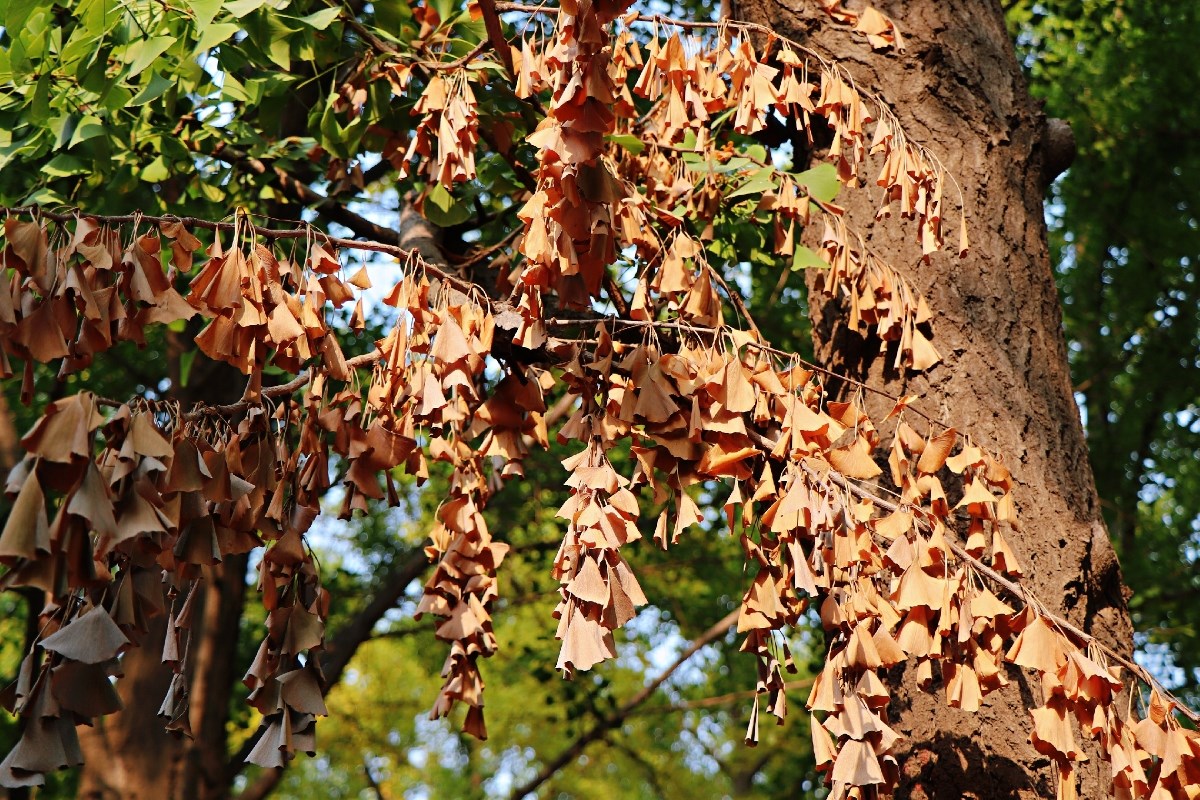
top-left (141, 155), bottom-right (170, 183)
top-left (29, 72), bottom-right (51, 123)
top-left (187, 0), bottom-right (223, 29)
top-left (223, 0), bottom-right (266, 16)
top-left (606, 134), bottom-right (645, 156)
top-left (791, 245), bottom-right (828, 270)
top-left (221, 74), bottom-right (251, 102)
top-left (430, 0), bottom-right (457, 24)
top-left (374, 0), bottom-right (413, 33)
top-left (194, 23), bottom-right (242, 54)
top-left (793, 162), bottom-right (841, 203)
top-left (250, 9), bottom-right (299, 68)
top-left (712, 156), bottom-right (751, 174)
top-left (124, 36), bottom-right (175, 79)
top-left (2, 0), bottom-right (42, 35)
top-left (22, 186), bottom-right (64, 206)
top-left (727, 167), bottom-right (776, 200)
top-left (424, 184), bottom-right (470, 227)
top-left (294, 7), bottom-right (341, 29)
top-left (178, 349), bottom-right (196, 387)
top-left (130, 73), bottom-right (175, 106)
top-left (68, 115), bottom-right (106, 148)
top-left (743, 143), bottom-right (768, 163)
top-left (42, 154), bottom-right (89, 178)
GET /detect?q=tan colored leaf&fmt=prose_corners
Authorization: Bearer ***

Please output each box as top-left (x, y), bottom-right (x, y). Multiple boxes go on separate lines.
top-left (916, 428), bottom-right (956, 474)
top-left (41, 606), bottom-right (128, 664)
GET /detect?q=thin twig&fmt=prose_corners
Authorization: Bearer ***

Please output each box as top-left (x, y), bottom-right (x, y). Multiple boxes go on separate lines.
top-left (505, 608), bottom-right (739, 800)
top-left (803, 464), bottom-right (1200, 727)
top-left (0, 205), bottom-right (487, 306)
top-left (629, 678), bottom-right (814, 716)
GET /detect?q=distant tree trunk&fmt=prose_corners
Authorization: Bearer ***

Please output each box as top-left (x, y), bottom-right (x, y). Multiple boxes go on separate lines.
top-left (733, 0), bottom-right (1134, 797)
top-left (76, 342), bottom-right (248, 800)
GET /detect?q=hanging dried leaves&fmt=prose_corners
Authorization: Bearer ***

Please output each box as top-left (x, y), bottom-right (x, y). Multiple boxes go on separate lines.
top-left (0, 3), bottom-right (1194, 798)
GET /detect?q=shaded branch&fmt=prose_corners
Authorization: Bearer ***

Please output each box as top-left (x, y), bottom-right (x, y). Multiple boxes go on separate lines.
top-left (505, 608), bottom-right (739, 800)
top-left (203, 143), bottom-right (403, 247)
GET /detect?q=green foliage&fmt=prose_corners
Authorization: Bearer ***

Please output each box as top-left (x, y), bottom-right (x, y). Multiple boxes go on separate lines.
top-left (1009, 1), bottom-right (1200, 695)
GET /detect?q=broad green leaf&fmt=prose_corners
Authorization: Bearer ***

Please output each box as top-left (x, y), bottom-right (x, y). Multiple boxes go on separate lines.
top-left (727, 167), bottom-right (776, 200)
top-left (124, 36), bottom-right (175, 79)
top-left (713, 156), bottom-right (751, 174)
top-left (141, 155), bottom-right (170, 183)
top-left (743, 143), bottom-right (768, 163)
top-left (794, 162), bottom-right (841, 203)
top-left (68, 115), bottom-right (106, 148)
top-left (187, 0), bottom-right (223, 29)
top-left (221, 74), bottom-right (251, 102)
top-left (186, 0), bottom-right (224, 28)
top-left (294, 7), bottom-right (341, 29)
top-left (606, 134), bottom-right (645, 156)
top-left (29, 72), bottom-right (51, 123)
top-left (430, 0), bottom-right (457, 24)
top-left (198, 180), bottom-right (226, 202)
top-left (223, 0), bottom-right (266, 16)
top-left (22, 186), bottom-right (64, 206)
top-left (2, 0), bottom-right (42, 35)
top-left (373, 0), bottom-right (413, 33)
top-left (130, 73), bottom-right (175, 106)
top-left (194, 22), bottom-right (242, 54)
top-left (48, 115), bottom-right (75, 150)
top-left (791, 245), bottom-right (828, 270)
top-left (42, 154), bottom-right (89, 178)
top-left (424, 184), bottom-right (470, 227)
top-left (246, 9), bottom-right (299, 69)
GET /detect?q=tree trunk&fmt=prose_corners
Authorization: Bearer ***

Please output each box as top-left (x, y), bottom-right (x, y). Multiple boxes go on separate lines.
top-left (732, 0), bottom-right (1134, 797)
top-left (77, 347), bottom-right (249, 800)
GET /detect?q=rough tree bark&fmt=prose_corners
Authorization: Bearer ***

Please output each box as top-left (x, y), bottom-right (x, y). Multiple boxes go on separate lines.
top-left (732, 0), bottom-right (1133, 797)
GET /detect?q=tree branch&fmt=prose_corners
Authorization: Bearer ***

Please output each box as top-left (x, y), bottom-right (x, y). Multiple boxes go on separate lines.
top-left (629, 678), bottom-right (814, 716)
top-left (203, 143), bottom-right (404, 247)
top-left (505, 608), bottom-right (739, 800)
top-left (802, 463), bottom-right (1200, 727)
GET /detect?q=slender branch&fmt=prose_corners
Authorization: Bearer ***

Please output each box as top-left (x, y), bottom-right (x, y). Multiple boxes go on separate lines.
top-left (362, 756), bottom-right (388, 800)
top-left (182, 351), bottom-right (380, 421)
top-left (0, 205), bottom-right (487, 305)
top-left (629, 678), bottom-right (814, 716)
top-left (804, 464), bottom-right (1200, 727)
top-left (505, 608), bottom-right (739, 800)
top-left (479, 0), bottom-right (517, 78)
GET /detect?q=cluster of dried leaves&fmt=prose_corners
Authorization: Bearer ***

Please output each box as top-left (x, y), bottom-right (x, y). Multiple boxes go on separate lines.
top-left (1, 1), bottom-right (1198, 797)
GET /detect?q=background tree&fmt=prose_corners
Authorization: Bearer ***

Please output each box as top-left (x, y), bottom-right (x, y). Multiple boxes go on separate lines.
top-left (1006, 0), bottom-right (1200, 701)
top-left (0, 1), bottom-right (1195, 799)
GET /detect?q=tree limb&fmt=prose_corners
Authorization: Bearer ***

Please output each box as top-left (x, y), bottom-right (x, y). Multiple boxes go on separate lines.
top-left (629, 678), bottom-right (814, 716)
top-left (505, 608), bottom-right (739, 800)
top-left (204, 143), bottom-right (404, 247)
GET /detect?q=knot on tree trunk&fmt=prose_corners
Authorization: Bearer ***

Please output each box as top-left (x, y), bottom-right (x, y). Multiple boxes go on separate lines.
top-left (1042, 117), bottom-right (1076, 188)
